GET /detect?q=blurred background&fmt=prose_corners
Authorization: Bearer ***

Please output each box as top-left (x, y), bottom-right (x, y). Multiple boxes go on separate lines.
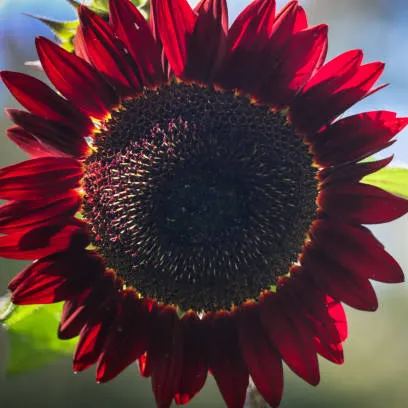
top-left (0, 0), bottom-right (408, 406)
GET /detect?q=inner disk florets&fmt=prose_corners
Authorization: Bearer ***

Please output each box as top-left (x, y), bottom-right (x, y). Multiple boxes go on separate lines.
top-left (83, 83), bottom-right (317, 311)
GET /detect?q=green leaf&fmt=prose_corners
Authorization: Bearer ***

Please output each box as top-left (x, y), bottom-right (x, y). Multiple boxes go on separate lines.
top-left (2, 300), bottom-right (76, 375)
top-left (362, 166), bottom-right (408, 198)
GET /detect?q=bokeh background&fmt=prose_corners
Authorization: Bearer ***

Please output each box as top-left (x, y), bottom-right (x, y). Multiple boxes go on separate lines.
top-left (1, 0), bottom-right (408, 406)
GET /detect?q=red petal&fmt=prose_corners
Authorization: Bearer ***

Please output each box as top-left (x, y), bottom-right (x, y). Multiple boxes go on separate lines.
top-left (97, 293), bottom-right (150, 382)
top-left (73, 297), bottom-right (118, 372)
top-left (301, 244), bottom-right (379, 311)
top-left (214, 0), bottom-right (277, 91)
top-left (78, 6), bottom-right (140, 93)
top-left (319, 182), bottom-right (408, 224)
top-left (184, 0), bottom-right (228, 82)
top-left (109, 0), bottom-right (164, 86)
top-left (260, 24), bottom-right (328, 106)
top-left (292, 59), bottom-right (385, 133)
top-left (259, 292), bottom-right (320, 386)
top-left (153, 0), bottom-right (196, 76)
top-left (0, 157), bottom-right (82, 200)
top-left (10, 250), bottom-right (102, 304)
top-left (312, 111), bottom-right (408, 166)
top-left (1, 71), bottom-right (92, 133)
top-left (7, 126), bottom-right (56, 158)
top-left (0, 191), bottom-right (81, 233)
top-left (58, 274), bottom-right (116, 340)
top-left (206, 311), bottom-right (249, 408)
top-left (310, 220), bottom-right (404, 284)
top-left (6, 109), bottom-right (89, 158)
top-left (0, 221), bottom-right (89, 260)
top-left (319, 156), bottom-right (393, 186)
top-left (174, 312), bottom-right (208, 405)
top-left (236, 302), bottom-right (283, 407)
top-left (149, 305), bottom-right (183, 408)
top-left (36, 36), bottom-right (118, 118)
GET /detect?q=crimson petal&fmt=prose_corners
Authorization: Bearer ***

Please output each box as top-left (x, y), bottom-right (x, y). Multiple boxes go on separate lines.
top-left (260, 292), bottom-right (320, 386)
top-left (310, 220), bottom-right (404, 284)
top-left (207, 312), bottom-right (249, 408)
top-left (78, 6), bottom-right (141, 94)
top-left (1, 71), bottom-right (92, 133)
top-left (153, 0), bottom-right (196, 77)
top-left (237, 302), bottom-right (283, 407)
top-left (319, 182), bottom-right (408, 224)
top-left (7, 109), bottom-right (89, 158)
top-left (9, 250), bottom-right (102, 304)
top-left (175, 312), bottom-right (208, 405)
top-left (36, 36), bottom-right (118, 118)
top-left (97, 293), bottom-right (150, 383)
top-left (109, 0), bottom-right (164, 86)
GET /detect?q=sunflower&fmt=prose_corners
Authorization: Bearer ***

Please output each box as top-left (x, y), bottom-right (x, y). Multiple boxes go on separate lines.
top-left (1, 0), bottom-right (407, 406)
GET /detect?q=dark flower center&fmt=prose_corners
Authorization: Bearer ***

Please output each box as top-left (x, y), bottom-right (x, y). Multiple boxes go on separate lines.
top-left (83, 83), bottom-right (317, 311)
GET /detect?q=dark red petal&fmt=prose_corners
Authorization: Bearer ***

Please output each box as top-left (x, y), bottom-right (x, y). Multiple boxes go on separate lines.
top-left (260, 24), bottom-right (328, 106)
top-left (109, 0), bottom-right (164, 86)
top-left (207, 312), bottom-right (249, 408)
top-left (149, 305), bottom-right (183, 408)
top-left (310, 220), bottom-right (404, 284)
top-left (259, 292), bottom-right (320, 386)
top-left (0, 157), bottom-right (82, 200)
top-left (7, 126), bottom-right (55, 158)
top-left (184, 0), bottom-right (228, 82)
top-left (319, 156), bottom-right (393, 186)
top-left (58, 274), bottom-right (116, 340)
top-left (237, 302), bottom-right (283, 407)
top-left (78, 6), bottom-right (141, 93)
top-left (6, 109), bottom-right (89, 158)
top-left (1, 71), bottom-right (92, 133)
top-left (292, 60), bottom-right (385, 133)
top-left (139, 353), bottom-right (152, 378)
top-left (214, 0), bottom-right (277, 91)
top-left (315, 339), bottom-right (344, 364)
top-left (73, 297), bottom-right (118, 372)
top-left (9, 249), bottom-right (102, 304)
top-left (154, 0), bottom-right (196, 76)
top-left (0, 191), bottom-right (81, 233)
top-left (0, 221), bottom-right (88, 261)
top-left (301, 244), bottom-right (379, 311)
top-left (312, 111), bottom-right (408, 166)
top-left (36, 36), bottom-right (118, 118)
top-left (97, 293), bottom-right (150, 383)
top-left (174, 312), bottom-right (208, 405)
top-left (319, 182), bottom-right (408, 224)
top-left (73, 25), bottom-right (91, 63)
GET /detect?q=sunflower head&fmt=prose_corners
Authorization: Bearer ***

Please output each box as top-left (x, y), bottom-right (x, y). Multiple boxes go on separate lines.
top-left (1, 0), bottom-right (407, 407)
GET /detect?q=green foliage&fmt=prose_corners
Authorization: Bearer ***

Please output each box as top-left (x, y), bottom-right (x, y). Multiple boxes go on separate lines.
top-left (362, 166), bottom-right (408, 198)
top-left (1, 294), bottom-right (76, 375)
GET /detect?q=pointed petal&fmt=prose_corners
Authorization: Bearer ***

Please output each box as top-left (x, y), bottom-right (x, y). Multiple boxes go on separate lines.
top-left (153, 0), bottom-right (196, 76)
top-left (97, 293), bottom-right (150, 382)
top-left (0, 157), bottom-right (83, 200)
top-left (149, 306), bottom-right (183, 408)
top-left (109, 0), bottom-right (164, 86)
top-left (319, 182), bottom-right (408, 224)
top-left (1, 71), bottom-right (92, 133)
top-left (10, 250), bottom-right (102, 304)
top-left (312, 111), bottom-right (408, 166)
top-left (6, 109), bottom-right (89, 158)
top-left (175, 312), bottom-right (208, 405)
top-left (78, 5), bottom-right (141, 93)
top-left (185, 0), bottom-right (228, 81)
top-left (7, 126), bottom-right (56, 158)
top-left (207, 312), bottom-right (249, 408)
top-left (0, 191), bottom-right (80, 233)
top-left (237, 302), bottom-right (283, 407)
top-left (36, 36), bottom-right (118, 118)
top-left (309, 220), bottom-right (405, 284)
